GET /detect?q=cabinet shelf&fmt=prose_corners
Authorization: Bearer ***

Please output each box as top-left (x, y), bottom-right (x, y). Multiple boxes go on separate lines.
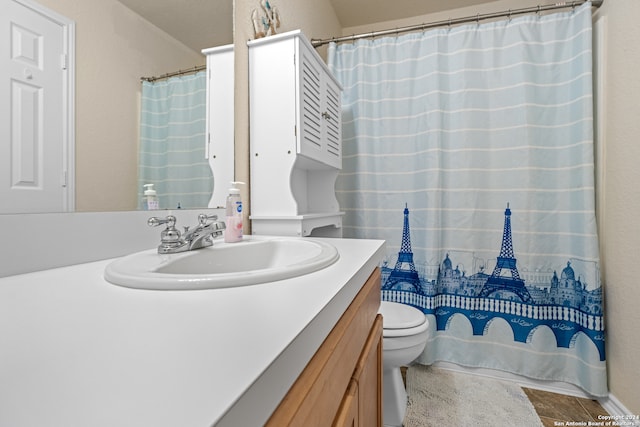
top-left (251, 212), bottom-right (345, 237)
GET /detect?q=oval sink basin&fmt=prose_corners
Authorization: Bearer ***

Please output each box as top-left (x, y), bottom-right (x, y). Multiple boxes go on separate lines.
top-left (104, 236), bottom-right (339, 290)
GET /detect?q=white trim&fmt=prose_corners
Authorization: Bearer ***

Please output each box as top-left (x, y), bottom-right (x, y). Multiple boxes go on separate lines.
top-left (599, 394), bottom-right (640, 427)
top-left (593, 13), bottom-right (607, 262)
top-left (13, 0), bottom-right (76, 212)
top-left (63, 6), bottom-right (76, 212)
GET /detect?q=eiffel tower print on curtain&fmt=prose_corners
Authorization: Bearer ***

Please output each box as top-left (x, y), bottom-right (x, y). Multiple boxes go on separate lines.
top-left (378, 201), bottom-right (605, 366)
top-left (479, 203), bottom-right (533, 303)
top-left (382, 204), bottom-right (421, 293)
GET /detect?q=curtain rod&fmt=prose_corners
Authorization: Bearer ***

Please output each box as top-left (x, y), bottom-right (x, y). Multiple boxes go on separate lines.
top-left (311, 0), bottom-right (603, 47)
top-left (141, 64), bottom-right (206, 83)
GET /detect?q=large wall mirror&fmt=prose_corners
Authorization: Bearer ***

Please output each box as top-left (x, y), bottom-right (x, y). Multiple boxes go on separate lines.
top-left (6, 0), bottom-right (233, 214)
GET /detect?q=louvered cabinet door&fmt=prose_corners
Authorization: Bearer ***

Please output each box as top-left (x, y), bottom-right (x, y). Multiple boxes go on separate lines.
top-left (297, 40), bottom-right (342, 169)
top-left (323, 78), bottom-right (342, 168)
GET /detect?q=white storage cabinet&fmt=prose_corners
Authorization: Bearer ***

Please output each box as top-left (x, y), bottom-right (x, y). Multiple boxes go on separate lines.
top-left (248, 30), bottom-right (344, 237)
top-left (202, 44), bottom-right (234, 208)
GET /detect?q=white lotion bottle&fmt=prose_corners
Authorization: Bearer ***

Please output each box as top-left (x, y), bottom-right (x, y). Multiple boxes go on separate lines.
top-left (224, 182), bottom-right (244, 242)
top-left (143, 184), bottom-right (159, 210)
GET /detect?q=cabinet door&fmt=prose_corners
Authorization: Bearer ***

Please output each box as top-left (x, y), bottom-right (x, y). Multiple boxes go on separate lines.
top-left (298, 42), bottom-right (323, 160)
top-left (323, 76), bottom-right (342, 167)
top-left (333, 379), bottom-right (359, 427)
top-left (353, 314), bottom-right (383, 427)
top-left (297, 41), bottom-right (342, 169)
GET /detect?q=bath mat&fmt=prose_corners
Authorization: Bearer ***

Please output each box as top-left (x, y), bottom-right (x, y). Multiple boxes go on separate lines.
top-left (404, 365), bottom-right (543, 427)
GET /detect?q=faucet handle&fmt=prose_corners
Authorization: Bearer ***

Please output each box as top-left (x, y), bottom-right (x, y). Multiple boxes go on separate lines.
top-left (197, 214), bottom-right (218, 226)
top-left (148, 215), bottom-right (183, 249)
top-left (148, 215), bottom-right (177, 229)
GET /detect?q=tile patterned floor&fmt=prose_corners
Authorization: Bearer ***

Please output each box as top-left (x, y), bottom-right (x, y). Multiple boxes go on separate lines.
top-left (523, 387), bottom-right (609, 427)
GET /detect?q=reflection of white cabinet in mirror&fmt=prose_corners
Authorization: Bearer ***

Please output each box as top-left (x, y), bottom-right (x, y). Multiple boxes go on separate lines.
top-left (202, 44), bottom-right (234, 208)
top-left (249, 30), bottom-right (344, 237)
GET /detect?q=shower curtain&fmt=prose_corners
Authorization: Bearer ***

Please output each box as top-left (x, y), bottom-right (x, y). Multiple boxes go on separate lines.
top-left (328, 2), bottom-right (606, 396)
top-left (138, 71), bottom-right (212, 210)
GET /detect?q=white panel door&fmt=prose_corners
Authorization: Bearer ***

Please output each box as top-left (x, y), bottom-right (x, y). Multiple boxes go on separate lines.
top-left (1, 0), bottom-right (74, 213)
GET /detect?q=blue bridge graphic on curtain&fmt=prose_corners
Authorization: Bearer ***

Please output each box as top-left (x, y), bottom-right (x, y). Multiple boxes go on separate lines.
top-left (380, 204), bottom-right (605, 361)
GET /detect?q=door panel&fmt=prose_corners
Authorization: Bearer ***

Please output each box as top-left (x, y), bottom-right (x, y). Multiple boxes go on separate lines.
top-left (1, 0), bottom-right (72, 213)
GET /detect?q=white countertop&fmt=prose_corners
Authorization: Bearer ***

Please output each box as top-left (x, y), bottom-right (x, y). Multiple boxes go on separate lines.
top-left (0, 237), bottom-right (385, 427)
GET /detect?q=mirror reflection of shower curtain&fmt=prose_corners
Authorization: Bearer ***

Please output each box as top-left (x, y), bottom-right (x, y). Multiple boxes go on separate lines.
top-left (138, 71), bottom-right (212, 210)
top-left (329, 2), bottom-right (607, 397)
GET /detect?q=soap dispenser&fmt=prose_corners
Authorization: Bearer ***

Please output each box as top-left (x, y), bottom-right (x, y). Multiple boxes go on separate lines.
top-left (143, 184), bottom-right (159, 210)
top-left (224, 182), bottom-right (245, 243)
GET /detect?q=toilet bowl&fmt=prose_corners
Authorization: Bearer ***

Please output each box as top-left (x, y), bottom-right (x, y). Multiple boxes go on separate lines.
top-left (379, 301), bottom-right (429, 427)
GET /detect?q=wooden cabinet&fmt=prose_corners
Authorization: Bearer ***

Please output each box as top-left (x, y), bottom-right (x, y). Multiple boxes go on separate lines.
top-left (266, 268), bottom-right (383, 427)
top-left (333, 379), bottom-right (359, 427)
top-left (352, 315), bottom-right (383, 427)
top-left (248, 30), bottom-right (344, 237)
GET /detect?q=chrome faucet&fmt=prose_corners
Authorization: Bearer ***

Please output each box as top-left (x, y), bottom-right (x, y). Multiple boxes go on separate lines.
top-left (148, 214), bottom-right (226, 254)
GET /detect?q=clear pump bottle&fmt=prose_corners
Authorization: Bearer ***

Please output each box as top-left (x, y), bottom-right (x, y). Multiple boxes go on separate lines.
top-left (143, 184), bottom-right (159, 210)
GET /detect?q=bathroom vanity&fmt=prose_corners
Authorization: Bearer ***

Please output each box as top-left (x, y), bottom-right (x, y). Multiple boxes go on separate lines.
top-left (267, 267), bottom-right (383, 426)
top-left (0, 237), bottom-right (385, 426)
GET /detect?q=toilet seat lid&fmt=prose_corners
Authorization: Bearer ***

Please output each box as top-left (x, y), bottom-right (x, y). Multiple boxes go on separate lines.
top-left (378, 301), bottom-right (426, 329)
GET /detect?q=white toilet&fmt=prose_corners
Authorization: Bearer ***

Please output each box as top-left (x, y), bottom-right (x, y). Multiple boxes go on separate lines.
top-left (378, 301), bottom-right (429, 427)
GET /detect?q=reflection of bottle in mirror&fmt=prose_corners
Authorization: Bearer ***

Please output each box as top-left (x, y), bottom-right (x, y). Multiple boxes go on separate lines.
top-left (143, 184), bottom-right (159, 210)
top-left (224, 182), bottom-right (244, 243)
